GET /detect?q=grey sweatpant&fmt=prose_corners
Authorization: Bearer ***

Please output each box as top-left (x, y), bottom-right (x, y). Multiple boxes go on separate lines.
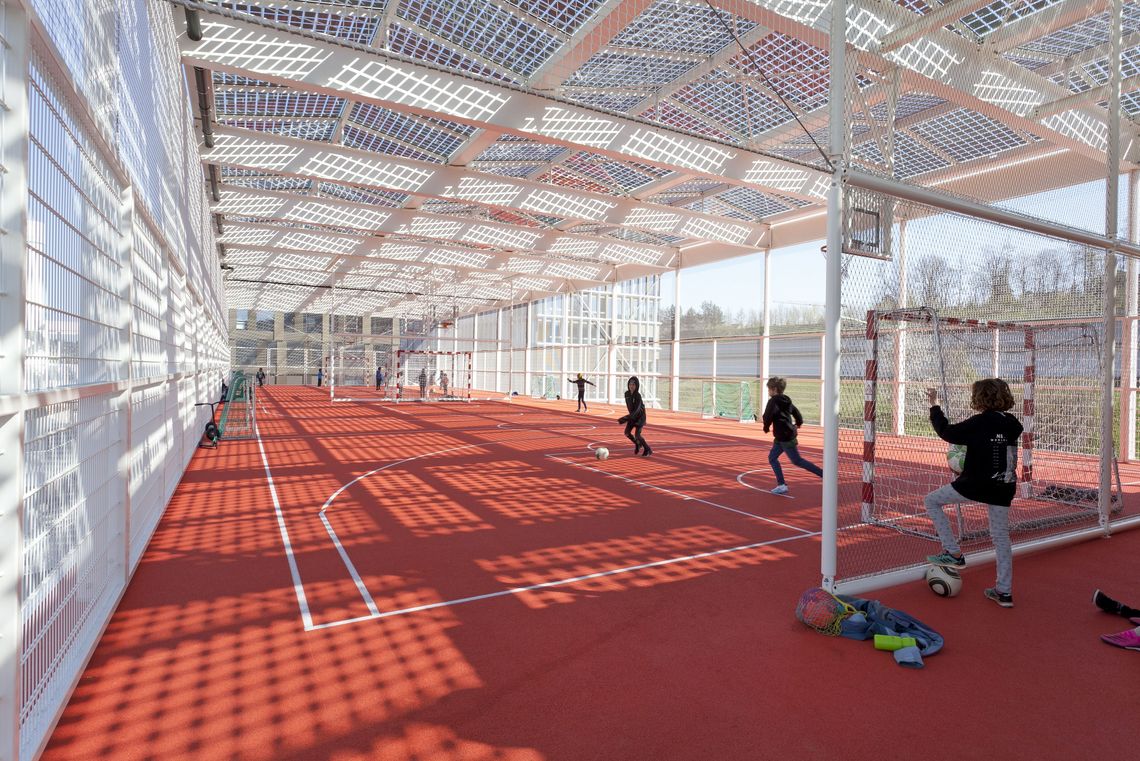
top-left (924, 484), bottom-right (1013, 595)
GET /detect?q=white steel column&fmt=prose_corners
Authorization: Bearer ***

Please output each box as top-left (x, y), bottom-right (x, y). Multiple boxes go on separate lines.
top-left (1101, 0), bottom-right (1122, 531)
top-left (821, 0), bottom-right (847, 589)
top-left (496, 307), bottom-right (503, 393)
top-left (561, 291), bottom-right (570, 384)
top-left (471, 312), bottom-right (478, 387)
top-left (0, 3), bottom-right (29, 758)
top-left (118, 187), bottom-right (134, 582)
top-left (671, 265), bottom-right (681, 411)
top-left (608, 282), bottom-right (620, 403)
top-left (892, 220), bottom-right (908, 435)
top-left (524, 301), bottom-right (533, 394)
top-left (761, 248), bottom-right (771, 382)
top-left (1121, 170), bottom-right (1140, 461)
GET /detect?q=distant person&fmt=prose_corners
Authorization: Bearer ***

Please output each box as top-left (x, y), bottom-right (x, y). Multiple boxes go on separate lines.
top-left (255, 367), bottom-right (266, 387)
top-left (923, 379), bottom-right (1023, 609)
top-left (618, 376), bottom-right (651, 456)
top-left (375, 366), bottom-right (383, 390)
top-left (316, 367), bottom-right (324, 387)
top-left (568, 373), bottom-right (596, 412)
top-left (440, 371), bottom-right (449, 396)
top-left (219, 378), bottom-right (229, 403)
top-left (418, 368), bottom-right (428, 398)
top-left (762, 377), bottom-right (821, 496)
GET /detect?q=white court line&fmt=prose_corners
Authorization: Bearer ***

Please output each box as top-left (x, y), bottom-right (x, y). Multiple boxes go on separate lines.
top-left (737, 469), bottom-right (796, 500)
top-left (496, 422), bottom-right (597, 432)
top-left (317, 443), bottom-right (486, 624)
top-left (307, 530), bottom-right (820, 631)
top-left (548, 455), bottom-right (813, 536)
top-left (256, 426), bottom-right (315, 630)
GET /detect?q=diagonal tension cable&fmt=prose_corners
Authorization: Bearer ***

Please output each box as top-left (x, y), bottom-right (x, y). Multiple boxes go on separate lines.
top-left (703, 0), bottom-right (834, 172)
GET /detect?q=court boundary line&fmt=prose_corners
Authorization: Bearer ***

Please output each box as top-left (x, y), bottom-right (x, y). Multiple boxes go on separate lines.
top-left (255, 425), bottom-right (315, 630)
top-left (307, 530), bottom-right (820, 631)
top-left (547, 455), bottom-right (812, 535)
top-left (257, 392), bottom-right (817, 631)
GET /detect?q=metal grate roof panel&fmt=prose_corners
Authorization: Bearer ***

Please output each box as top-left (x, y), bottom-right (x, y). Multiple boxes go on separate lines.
top-left (397, 0), bottom-right (564, 78)
top-left (611, 0), bottom-right (758, 55)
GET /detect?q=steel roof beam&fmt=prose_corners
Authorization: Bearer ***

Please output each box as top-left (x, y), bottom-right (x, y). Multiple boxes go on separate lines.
top-left (712, 0), bottom-right (1138, 166)
top-left (173, 3), bottom-right (829, 202)
top-left (214, 184), bottom-right (679, 261)
top-left (528, 0), bottom-right (658, 91)
top-left (984, 0), bottom-right (1109, 55)
top-left (216, 216), bottom-right (673, 273)
top-left (203, 124), bottom-right (772, 250)
top-left (877, 0), bottom-right (997, 54)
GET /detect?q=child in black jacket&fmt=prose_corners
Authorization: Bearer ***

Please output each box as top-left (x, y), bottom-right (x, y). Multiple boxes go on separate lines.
top-left (924, 378), bottom-right (1023, 608)
top-left (618, 376), bottom-right (651, 456)
top-left (762, 377), bottom-right (822, 495)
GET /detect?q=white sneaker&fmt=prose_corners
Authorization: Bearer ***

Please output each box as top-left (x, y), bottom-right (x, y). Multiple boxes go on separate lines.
top-left (771, 484), bottom-right (789, 495)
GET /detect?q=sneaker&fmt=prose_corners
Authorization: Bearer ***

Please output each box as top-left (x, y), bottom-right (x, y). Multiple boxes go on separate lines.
top-left (926, 551), bottom-right (966, 568)
top-left (1093, 589), bottom-right (1123, 615)
top-left (641, 446), bottom-right (652, 457)
top-left (984, 588), bottom-right (1014, 608)
top-left (771, 484), bottom-right (789, 495)
top-left (1101, 626), bottom-right (1140, 651)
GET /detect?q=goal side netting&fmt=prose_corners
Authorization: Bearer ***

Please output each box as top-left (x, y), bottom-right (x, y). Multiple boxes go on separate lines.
top-left (862, 307), bottom-right (1121, 546)
top-left (397, 350), bottom-right (472, 402)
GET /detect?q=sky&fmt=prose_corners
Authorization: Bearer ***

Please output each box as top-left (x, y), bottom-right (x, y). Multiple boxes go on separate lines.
top-left (668, 173), bottom-right (1128, 319)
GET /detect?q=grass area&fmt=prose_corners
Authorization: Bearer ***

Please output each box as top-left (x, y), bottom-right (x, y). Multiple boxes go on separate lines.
top-left (661, 376), bottom-right (1131, 459)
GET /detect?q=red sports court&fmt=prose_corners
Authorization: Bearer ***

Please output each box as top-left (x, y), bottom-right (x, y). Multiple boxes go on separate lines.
top-left (7, 1), bottom-right (1140, 760)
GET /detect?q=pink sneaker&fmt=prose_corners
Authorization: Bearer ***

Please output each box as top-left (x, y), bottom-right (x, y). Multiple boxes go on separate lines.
top-left (1101, 626), bottom-right (1140, 651)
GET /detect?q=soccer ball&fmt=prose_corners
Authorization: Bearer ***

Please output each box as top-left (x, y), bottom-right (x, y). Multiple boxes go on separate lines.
top-left (926, 565), bottom-right (962, 597)
top-left (595, 447), bottom-right (609, 460)
top-left (947, 444), bottom-right (967, 474)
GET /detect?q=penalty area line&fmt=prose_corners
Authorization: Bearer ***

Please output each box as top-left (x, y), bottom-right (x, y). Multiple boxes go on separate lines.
top-left (548, 455), bottom-right (813, 536)
top-left (306, 530), bottom-right (820, 631)
top-left (319, 443), bottom-right (487, 618)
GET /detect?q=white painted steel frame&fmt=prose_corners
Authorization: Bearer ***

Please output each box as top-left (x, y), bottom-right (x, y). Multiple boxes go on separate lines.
top-left (172, 4), bottom-right (829, 197)
top-left (820, 0), bottom-right (845, 591)
top-left (5, 4), bottom-right (229, 760)
top-left (0, 3), bottom-right (29, 759)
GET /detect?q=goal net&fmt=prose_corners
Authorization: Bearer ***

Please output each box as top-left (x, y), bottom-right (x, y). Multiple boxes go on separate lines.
top-left (397, 350), bottom-right (472, 402)
top-left (530, 374), bottom-right (558, 399)
top-left (700, 380), bottom-right (756, 422)
top-left (863, 307), bottom-right (1121, 544)
top-left (330, 341), bottom-right (394, 402)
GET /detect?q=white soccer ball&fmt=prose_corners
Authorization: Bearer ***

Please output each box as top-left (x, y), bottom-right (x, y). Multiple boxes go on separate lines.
top-left (926, 565), bottom-right (962, 597)
top-left (947, 444), bottom-right (967, 474)
top-left (595, 447), bottom-right (609, 460)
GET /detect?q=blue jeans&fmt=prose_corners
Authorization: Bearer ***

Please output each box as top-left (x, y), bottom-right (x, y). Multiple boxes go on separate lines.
top-left (768, 440), bottom-right (822, 485)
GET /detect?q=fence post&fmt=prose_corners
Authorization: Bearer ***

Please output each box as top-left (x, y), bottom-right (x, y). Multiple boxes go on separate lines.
top-left (1121, 170), bottom-right (1139, 461)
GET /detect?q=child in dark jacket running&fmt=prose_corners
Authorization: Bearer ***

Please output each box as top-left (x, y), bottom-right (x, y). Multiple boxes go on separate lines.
top-left (924, 378), bottom-right (1023, 609)
top-left (618, 376), bottom-right (651, 456)
top-left (762, 377), bottom-right (822, 495)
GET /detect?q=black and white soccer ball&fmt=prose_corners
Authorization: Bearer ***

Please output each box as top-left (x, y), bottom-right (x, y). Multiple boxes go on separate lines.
top-left (925, 565), bottom-right (962, 597)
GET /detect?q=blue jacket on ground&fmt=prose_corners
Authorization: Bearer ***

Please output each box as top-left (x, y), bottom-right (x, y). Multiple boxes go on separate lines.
top-left (837, 595), bottom-right (944, 667)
